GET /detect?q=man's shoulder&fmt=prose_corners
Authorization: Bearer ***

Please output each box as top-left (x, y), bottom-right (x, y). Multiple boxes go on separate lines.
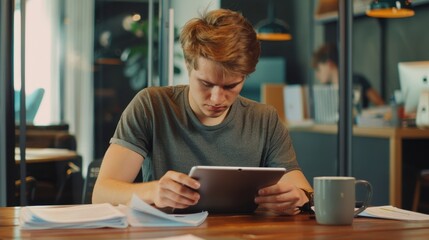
top-left (138, 85), bottom-right (187, 100)
top-left (236, 96), bottom-right (277, 114)
top-left (143, 85), bottom-right (187, 94)
top-left (236, 95), bottom-right (259, 107)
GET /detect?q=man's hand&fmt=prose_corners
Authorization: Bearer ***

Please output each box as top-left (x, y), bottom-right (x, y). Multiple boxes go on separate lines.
top-left (254, 181), bottom-right (308, 215)
top-left (153, 171), bottom-right (201, 209)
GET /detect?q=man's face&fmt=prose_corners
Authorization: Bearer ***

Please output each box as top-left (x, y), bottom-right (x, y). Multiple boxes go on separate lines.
top-left (188, 57), bottom-right (245, 126)
top-left (315, 61), bottom-right (333, 84)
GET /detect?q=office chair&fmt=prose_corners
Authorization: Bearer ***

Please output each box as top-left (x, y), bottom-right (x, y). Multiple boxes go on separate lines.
top-left (15, 88), bottom-right (45, 123)
top-left (82, 160), bottom-right (102, 204)
top-left (55, 161), bottom-right (83, 204)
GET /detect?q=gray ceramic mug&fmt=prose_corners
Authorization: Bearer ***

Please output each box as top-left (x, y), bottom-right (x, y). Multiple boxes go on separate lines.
top-left (313, 176), bottom-right (372, 225)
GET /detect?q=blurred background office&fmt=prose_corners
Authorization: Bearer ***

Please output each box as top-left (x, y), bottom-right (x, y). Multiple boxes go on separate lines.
top-left (2, 0), bottom-right (429, 212)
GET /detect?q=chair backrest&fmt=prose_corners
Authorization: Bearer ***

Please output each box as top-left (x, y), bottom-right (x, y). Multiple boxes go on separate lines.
top-left (82, 160), bottom-right (102, 204)
top-left (15, 88), bottom-right (45, 123)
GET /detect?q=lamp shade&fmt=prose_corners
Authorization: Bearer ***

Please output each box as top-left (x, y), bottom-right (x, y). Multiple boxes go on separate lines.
top-left (366, 0), bottom-right (414, 18)
top-left (256, 0), bottom-right (292, 41)
top-left (256, 19), bottom-right (292, 41)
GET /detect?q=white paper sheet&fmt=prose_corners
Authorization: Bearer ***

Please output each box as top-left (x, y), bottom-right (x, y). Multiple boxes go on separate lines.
top-left (20, 195), bottom-right (209, 230)
top-left (127, 194), bottom-right (208, 227)
top-left (358, 205), bottom-right (429, 221)
top-left (20, 203), bottom-right (128, 229)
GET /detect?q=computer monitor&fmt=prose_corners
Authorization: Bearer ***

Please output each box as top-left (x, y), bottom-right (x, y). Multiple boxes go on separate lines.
top-left (398, 61), bottom-right (429, 114)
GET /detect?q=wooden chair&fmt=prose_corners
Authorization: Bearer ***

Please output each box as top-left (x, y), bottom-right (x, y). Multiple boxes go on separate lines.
top-left (15, 176), bottom-right (37, 205)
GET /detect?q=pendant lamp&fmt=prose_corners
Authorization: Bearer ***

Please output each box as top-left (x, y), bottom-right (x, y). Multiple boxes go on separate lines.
top-left (366, 0), bottom-right (415, 18)
top-left (256, 0), bottom-right (292, 41)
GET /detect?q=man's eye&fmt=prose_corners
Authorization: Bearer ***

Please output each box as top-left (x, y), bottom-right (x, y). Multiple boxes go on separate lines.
top-left (224, 84), bottom-right (237, 90)
top-left (202, 82), bottom-right (212, 88)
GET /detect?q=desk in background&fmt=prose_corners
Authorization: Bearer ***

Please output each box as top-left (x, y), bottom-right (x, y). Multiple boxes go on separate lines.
top-left (15, 148), bottom-right (78, 163)
top-left (289, 124), bottom-right (429, 209)
top-left (14, 148), bottom-right (83, 205)
top-left (1, 207), bottom-right (429, 239)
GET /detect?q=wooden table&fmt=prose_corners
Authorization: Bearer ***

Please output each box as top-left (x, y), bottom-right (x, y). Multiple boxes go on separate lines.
top-left (15, 148), bottom-right (78, 163)
top-left (1, 207), bottom-right (429, 239)
top-left (288, 124), bottom-right (429, 208)
top-left (14, 148), bottom-right (82, 205)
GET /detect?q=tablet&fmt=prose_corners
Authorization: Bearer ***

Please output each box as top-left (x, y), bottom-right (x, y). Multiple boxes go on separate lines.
top-left (174, 166), bottom-right (286, 214)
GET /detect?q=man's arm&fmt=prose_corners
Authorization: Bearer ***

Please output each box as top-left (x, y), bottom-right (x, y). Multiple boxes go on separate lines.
top-left (279, 169), bottom-right (313, 192)
top-left (92, 143), bottom-right (153, 205)
top-left (92, 144), bottom-right (200, 208)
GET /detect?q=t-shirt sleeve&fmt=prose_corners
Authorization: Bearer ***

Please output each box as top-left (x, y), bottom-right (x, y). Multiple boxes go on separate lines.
top-left (110, 89), bottom-right (153, 158)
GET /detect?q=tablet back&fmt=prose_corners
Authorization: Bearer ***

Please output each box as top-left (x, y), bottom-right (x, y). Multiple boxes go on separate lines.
top-left (175, 166), bottom-right (286, 214)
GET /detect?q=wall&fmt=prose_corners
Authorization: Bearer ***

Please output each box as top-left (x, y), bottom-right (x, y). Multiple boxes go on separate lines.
top-left (221, 0), bottom-right (314, 86)
top-left (384, 5), bottom-right (429, 97)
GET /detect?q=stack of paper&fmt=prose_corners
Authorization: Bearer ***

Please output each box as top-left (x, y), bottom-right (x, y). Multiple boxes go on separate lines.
top-left (20, 194), bottom-right (209, 230)
top-left (358, 205), bottom-right (429, 221)
top-left (20, 203), bottom-right (128, 229)
top-left (127, 194), bottom-right (208, 227)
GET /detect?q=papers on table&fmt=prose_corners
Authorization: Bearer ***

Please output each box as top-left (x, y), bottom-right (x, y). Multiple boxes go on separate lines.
top-left (20, 194), bottom-right (208, 230)
top-left (20, 203), bottom-right (128, 229)
top-left (358, 205), bottom-right (429, 221)
top-left (128, 194), bottom-right (208, 227)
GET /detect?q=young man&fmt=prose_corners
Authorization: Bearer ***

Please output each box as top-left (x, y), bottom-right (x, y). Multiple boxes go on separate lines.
top-left (313, 43), bottom-right (385, 108)
top-left (93, 9), bottom-right (312, 216)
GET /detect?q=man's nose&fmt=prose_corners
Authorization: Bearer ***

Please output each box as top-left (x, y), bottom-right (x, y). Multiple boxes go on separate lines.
top-left (210, 86), bottom-right (225, 105)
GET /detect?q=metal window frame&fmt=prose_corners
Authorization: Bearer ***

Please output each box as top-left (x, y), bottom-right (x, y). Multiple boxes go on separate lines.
top-left (0, 0), bottom-right (17, 207)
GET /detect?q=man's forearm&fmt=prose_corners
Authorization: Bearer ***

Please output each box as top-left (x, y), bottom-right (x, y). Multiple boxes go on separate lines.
top-left (92, 178), bottom-right (157, 205)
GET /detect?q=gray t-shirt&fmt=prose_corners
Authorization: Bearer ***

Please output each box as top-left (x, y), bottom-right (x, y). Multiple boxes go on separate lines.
top-left (111, 85), bottom-right (300, 181)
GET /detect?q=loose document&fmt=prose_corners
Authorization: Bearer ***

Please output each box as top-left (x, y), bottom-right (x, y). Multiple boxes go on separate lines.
top-left (20, 194), bottom-right (208, 229)
top-left (358, 206), bottom-right (429, 221)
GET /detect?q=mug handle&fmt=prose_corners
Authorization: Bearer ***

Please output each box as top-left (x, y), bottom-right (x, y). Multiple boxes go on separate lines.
top-left (354, 180), bottom-right (373, 216)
